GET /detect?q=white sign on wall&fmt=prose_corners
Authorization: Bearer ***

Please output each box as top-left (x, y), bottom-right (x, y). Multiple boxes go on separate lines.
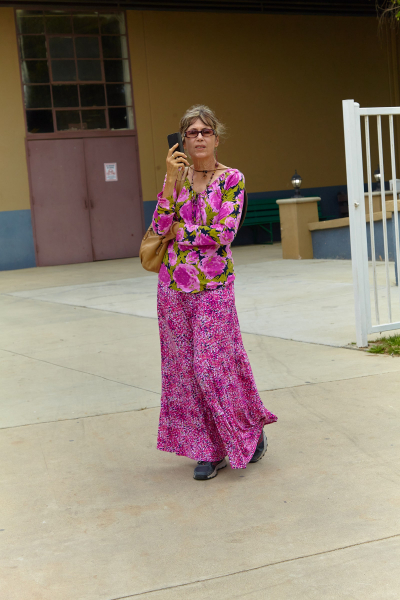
top-left (104, 163), bottom-right (118, 182)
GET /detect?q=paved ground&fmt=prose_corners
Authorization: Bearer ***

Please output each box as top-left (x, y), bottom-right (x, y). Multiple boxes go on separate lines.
top-left (1, 244), bottom-right (400, 599)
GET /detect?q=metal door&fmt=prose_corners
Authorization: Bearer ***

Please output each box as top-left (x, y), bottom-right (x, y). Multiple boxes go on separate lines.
top-left (27, 139), bottom-right (93, 266)
top-left (83, 137), bottom-right (144, 261)
top-left (342, 100), bottom-right (400, 347)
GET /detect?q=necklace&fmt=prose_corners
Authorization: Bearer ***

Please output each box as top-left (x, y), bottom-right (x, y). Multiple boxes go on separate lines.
top-left (192, 162), bottom-right (221, 179)
top-left (190, 166), bottom-right (217, 224)
top-left (192, 168), bottom-right (225, 171)
top-left (191, 165), bottom-right (216, 188)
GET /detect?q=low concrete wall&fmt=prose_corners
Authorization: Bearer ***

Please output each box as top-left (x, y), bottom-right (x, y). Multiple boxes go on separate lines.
top-left (310, 212), bottom-right (399, 261)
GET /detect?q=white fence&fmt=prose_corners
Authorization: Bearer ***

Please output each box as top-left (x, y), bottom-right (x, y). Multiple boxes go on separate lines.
top-left (342, 100), bottom-right (400, 347)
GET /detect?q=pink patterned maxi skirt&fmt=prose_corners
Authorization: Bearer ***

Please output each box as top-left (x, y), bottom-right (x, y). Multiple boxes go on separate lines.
top-left (156, 282), bottom-right (277, 469)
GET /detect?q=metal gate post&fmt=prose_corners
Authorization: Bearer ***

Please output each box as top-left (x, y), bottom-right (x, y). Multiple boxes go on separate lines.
top-left (342, 100), bottom-right (371, 347)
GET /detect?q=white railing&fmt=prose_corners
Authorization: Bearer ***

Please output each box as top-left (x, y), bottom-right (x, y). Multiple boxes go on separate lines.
top-left (342, 100), bottom-right (400, 347)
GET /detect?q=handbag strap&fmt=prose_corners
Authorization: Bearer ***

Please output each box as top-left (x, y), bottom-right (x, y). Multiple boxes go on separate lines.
top-left (175, 166), bottom-right (189, 199)
top-left (238, 189), bottom-right (248, 230)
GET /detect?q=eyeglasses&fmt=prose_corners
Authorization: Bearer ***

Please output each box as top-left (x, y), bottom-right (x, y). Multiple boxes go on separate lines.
top-left (184, 128), bottom-right (215, 138)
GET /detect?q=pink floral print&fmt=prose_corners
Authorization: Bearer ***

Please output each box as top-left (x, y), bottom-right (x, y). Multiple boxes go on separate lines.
top-left (225, 170), bottom-right (241, 189)
top-left (152, 169), bottom-right (244, 293)
top-left (156, 213), bottom-right (174, 234)
top-left (186, 250), bottom-right (199, 264)
top-left (168, 245), bottom-right (178, 266)
top-left (199, 255), bottom-right (226, 279)
top-left (159, 263), bottom-right (171, 286)
top-left (157, 282), bottom-right (277, 468)
top-left (172, 263), bottom-right (200, 293)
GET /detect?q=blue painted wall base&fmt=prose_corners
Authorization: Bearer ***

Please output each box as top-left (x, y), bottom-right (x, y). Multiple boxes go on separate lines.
top-left (0, 210), bottom-right (36, 271)
top-left (143, 200), bottom-right (157, 230)
top-left (311, 214), bottom-right (399, 285)
top-left (311, 215), bottom-right (400, 261)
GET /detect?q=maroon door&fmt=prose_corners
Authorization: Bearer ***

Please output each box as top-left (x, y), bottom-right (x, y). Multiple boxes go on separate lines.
top-left (27, 139), bottom-right (93, 266)
top-left (84, 137), bottom-right (143, 261)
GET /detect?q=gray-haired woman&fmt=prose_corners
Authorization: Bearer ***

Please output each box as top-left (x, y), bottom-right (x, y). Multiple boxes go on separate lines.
top-left (152, 105), bottom-right (277, 480)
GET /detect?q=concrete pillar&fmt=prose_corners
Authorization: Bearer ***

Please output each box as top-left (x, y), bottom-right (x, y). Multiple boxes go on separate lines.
top-left (276, 197), bottom-right (320, 259)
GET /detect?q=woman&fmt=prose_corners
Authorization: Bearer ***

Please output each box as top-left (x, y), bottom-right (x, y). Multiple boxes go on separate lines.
top-left (152, 105), bottom-right (277, 480)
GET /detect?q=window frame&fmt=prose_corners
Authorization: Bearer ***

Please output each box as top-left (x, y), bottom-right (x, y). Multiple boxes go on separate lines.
top-left (15, 7), bottom-right (137, 139)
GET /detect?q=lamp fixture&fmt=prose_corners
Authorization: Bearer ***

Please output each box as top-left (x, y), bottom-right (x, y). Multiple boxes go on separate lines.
top-left (374, 166), bottom-right (381, 191)
top-left (291, 170), bottom-right (303, 198)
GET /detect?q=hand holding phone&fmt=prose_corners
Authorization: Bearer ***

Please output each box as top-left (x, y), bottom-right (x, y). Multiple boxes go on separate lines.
top-left (166, 132), bottom-right (189, 176)
top-left (167, 132), bottom-right (184, 154)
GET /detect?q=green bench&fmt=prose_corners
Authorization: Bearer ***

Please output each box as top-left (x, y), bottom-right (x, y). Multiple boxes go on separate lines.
top-left (241, 198), bottom-right (280, 244)
top-left (318, 204), bottom-right (337, 222)
top-left (240, 198), bottom-right (335, 245)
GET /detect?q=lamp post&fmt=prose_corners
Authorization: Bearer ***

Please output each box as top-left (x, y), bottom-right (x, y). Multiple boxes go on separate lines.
top-left (374, 166), bottom-right (381, 192)
top-left (291, 170), bottom-right (303, 198)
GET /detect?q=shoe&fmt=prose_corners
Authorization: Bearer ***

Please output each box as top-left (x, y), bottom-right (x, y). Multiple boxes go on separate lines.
top-left (193, 458), bottom-right (227, 480)
top-left (250, 430), bottom-right (268, 463)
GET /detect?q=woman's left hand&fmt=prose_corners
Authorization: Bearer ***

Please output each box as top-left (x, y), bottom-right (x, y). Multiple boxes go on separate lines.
top-left (162, 222), bottom-right (181, 244)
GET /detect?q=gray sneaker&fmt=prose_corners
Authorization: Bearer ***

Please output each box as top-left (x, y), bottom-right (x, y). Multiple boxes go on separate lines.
top-left (193, 458), bottom-right (227, 480)
top-left (250, 430), bottom-right (268, 463)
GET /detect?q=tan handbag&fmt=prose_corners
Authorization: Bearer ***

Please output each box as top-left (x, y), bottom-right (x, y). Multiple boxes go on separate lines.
top-left (139, 226), bottom-right (168, 273)
top-left (139, 168), bottom-right (188, 273)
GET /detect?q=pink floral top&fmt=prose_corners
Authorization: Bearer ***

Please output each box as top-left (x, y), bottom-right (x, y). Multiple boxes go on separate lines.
top-left (152, 169), bottom-right (245, 293)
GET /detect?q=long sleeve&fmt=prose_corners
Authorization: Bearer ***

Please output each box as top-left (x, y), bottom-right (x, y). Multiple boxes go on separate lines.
top-left (156, 168), bottom-right (244, 293)
top-left (152, 176), bottom-right (177, 235)
top-left (175, 171), bottom-right (245, 249)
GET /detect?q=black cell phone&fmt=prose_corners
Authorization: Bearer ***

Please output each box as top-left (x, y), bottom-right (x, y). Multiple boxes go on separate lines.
top-left (167, 132), bottom-right (184, 154)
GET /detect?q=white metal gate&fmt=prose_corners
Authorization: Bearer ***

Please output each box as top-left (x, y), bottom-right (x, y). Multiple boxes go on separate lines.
top-left (342, 99), bottom-right (400, 347)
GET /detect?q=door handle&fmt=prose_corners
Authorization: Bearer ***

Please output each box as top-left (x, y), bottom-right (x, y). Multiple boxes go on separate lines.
top-left (84, 198), bottom-right (88, 209)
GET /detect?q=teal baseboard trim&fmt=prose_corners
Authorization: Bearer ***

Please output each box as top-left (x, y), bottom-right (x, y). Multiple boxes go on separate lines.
top-left (143, 200), bottom-right (157, 229)
top-left (0, 210), bottom-right (36, 271)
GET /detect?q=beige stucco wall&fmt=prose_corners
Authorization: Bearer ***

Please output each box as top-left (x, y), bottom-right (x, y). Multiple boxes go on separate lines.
top-left (0, 8), bottom-right (30, 212)
top-left (127, 10), bottom-right (393, 201)
top-left (0, 9), bottom-right (394, 210)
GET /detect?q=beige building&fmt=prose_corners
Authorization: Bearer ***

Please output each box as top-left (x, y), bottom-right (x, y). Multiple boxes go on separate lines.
top-left (0, 1), bottom-right (397, 269)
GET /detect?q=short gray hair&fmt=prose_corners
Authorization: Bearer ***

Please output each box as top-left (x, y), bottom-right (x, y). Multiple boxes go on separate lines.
top-left (179, 105), bottom-right (226, 138)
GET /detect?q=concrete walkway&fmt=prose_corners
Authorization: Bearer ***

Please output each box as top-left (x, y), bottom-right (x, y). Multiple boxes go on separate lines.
top-left (1, 245), bottom-right (400, 599)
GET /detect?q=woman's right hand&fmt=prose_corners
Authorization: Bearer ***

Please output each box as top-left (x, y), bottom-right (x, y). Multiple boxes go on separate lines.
top-left (162, 143), bottom-right (190, 200)
top-left (166, 143), bottom-right (189, 181)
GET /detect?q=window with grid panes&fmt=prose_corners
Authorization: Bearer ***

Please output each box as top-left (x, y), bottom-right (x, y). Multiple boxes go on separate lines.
top-left (16, 10), bottom-right (134, 134)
